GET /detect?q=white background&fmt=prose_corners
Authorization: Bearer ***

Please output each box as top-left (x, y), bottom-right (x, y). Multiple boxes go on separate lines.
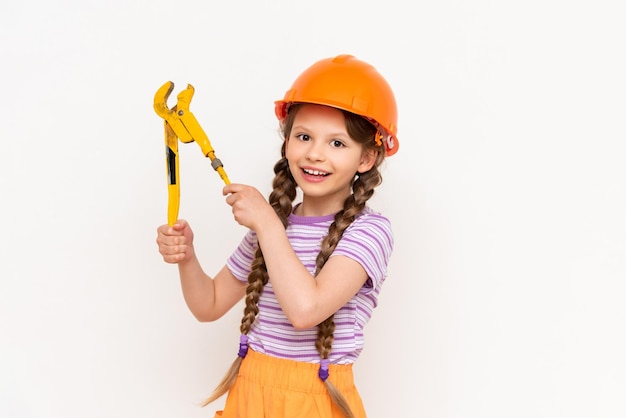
top-left (2, 1), bottom-right (625, 417)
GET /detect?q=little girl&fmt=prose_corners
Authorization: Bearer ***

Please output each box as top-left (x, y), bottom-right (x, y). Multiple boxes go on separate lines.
top-left (156, 54), bottom-right (399, 418)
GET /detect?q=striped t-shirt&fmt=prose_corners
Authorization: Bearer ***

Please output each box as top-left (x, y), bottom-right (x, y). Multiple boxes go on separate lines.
top-left (226, 206), bottom-right (393, 365)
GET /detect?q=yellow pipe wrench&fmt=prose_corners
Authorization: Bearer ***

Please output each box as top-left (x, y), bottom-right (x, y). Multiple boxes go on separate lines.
top-left (154, 81), bottom-right (231, 226)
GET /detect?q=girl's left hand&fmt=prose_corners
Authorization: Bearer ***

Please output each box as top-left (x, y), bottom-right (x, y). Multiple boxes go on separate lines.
top-left (223, 183), bottom-right (278, 231)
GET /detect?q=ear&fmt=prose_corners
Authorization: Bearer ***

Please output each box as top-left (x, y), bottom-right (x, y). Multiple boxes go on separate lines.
top-left (357, 149), bottom-right (377, 174)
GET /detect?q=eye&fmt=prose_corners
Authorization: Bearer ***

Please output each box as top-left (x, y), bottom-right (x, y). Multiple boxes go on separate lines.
top-left (331, 139), bottom-right (346, 148)
top-left (295, 133), bottom-right (311, 142)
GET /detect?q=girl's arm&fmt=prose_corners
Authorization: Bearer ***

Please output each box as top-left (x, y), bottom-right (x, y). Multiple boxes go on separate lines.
top-left (157, 220), bottom-right (246, 322)
top-left (257, 218), bottom-right (368, 329)
top-left (224, 184), bottom-right (369, 329)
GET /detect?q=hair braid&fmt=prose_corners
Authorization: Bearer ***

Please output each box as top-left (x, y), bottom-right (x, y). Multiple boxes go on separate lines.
top-left (202, 146), bottom-right (296, 407)
top-left (313, 166), bottom-right (382, 418)
top-left (269, 147), bottom-right (296, 225)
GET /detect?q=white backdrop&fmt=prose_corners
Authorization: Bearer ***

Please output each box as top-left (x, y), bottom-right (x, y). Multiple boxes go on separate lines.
top-left (2, 1), bottom-right (625, 417)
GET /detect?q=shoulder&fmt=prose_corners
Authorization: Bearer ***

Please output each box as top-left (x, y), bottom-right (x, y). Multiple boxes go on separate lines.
top-left (334, 207), bottom-right (394, 291)
top-left (338, 207), bottom-right (394, 257)
top-left (346, 208), bottom-right (393, 242)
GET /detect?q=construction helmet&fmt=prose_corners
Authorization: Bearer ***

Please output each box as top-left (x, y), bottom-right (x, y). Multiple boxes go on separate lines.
top-left (274, 54), bottom-right (399, 156)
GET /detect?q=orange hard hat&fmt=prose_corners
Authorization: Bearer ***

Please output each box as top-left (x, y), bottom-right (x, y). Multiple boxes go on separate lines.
top-left (275, 54), bottom-right (399, 156)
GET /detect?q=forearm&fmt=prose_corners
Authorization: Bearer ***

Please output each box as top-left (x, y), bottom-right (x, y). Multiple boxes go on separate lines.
top-left (256, 218), bottom-right (319, 325)
top-left (177, 254), bottom-right (216, 321)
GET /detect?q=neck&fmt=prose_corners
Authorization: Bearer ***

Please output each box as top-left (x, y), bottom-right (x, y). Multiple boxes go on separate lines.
top-left (295, 197), bottom-right (344, 217)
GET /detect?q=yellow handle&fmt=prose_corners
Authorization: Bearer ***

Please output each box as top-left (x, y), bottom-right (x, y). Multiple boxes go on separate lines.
top-left (165, 123), bottom-right (180, 226)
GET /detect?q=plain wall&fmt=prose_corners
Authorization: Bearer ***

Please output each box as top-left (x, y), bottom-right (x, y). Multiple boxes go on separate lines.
top-left (2, 1), bottom-right (625, 417)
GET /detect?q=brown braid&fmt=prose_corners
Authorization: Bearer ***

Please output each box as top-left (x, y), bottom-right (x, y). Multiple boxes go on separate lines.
top-left (201, 143), bottom-right (297, 406)
top-left (313, 159), bottom-right (383, 418)
top-left (202, 105), bottom-right (385, 417)
top-left (268, 146), bottom-right (297, 227)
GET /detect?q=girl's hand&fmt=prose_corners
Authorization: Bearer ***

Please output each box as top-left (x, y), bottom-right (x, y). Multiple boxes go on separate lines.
top-left (156, 219), bottom-right (195, 264)
top-left (223, 184), bottom-right (278, 231)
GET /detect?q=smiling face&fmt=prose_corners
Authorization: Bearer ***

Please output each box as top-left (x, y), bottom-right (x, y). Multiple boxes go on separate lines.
top-left (285, 104), bottom-right (376, 216)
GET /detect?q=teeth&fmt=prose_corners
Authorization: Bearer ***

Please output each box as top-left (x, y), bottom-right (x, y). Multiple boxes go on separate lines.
top-left (304, 169), bottom-right (328, 176)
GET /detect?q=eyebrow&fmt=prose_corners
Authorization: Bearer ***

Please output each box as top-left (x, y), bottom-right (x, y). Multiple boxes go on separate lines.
top-left (291, 125), bottom-right (350, 138)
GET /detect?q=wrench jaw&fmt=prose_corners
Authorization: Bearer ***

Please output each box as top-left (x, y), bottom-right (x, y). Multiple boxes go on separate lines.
top-left (153, 81), bottom-right (175, 119)
top-left (175, 84), bottom-right (195, 114)
top-left (172, 85), bottom-right (196, 144)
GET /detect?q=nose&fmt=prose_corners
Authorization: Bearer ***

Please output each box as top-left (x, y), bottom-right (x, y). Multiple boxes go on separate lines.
top-left (305, 140), bottom-right (325, 162)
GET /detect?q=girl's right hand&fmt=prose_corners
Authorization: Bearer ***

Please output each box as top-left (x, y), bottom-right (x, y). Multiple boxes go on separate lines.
top-left (156, 219), bottom-right (195, 264)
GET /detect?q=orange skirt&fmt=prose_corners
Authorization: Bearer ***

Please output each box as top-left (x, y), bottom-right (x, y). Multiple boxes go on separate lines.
top-left (215, 349), bottom-right (366, 417)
